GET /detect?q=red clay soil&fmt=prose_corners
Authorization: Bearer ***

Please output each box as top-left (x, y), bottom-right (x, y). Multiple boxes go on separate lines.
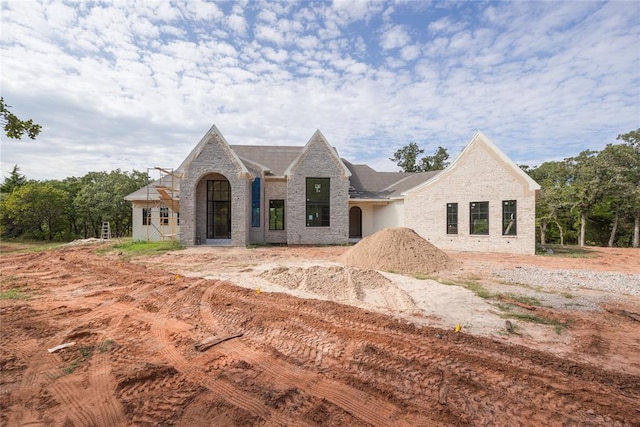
top-left (1, 245), bottom-right (639, 426)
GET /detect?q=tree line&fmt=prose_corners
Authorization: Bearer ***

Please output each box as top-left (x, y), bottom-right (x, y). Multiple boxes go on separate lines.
top-left (0, 166), bottom-right (150, 241)
top-left (392, 129), bottom-right (639, 248)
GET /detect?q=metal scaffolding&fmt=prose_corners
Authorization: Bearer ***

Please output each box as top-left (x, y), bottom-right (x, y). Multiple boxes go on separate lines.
top-left (144, 167), bottom-right (181, 241)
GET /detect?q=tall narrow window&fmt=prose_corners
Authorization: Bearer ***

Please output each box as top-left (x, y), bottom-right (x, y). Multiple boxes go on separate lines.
top-left (252, 178), bottom-right (260, 227)
top-left (160, 206), bottom-right (169, 225)
top-left (470, 201), bottom-right (489, 235)
top-left (269, 200), bottom-right (285, 230)
top-left (502, 200), bottom-right (517, 235)
top-left (142, 208), bottom-right (151, 225)
top-left (306, 178), bottom-right (330, 227)
top-left (447, 203), bottom-right (458, 234)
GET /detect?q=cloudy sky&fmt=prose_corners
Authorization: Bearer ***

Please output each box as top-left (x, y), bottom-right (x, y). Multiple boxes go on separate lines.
top-left (1, 0), bottom-right (639, 181)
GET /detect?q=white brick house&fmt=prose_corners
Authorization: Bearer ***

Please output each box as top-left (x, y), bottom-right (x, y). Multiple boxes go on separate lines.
top-left (125, 125), bottom-right (540, 254)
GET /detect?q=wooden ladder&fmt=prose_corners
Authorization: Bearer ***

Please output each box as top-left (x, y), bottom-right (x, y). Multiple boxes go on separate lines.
top-left (101, 221), bottom-right (111, 240)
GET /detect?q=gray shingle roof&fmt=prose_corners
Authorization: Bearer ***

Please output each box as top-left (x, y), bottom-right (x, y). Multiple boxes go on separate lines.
top-left (125, 146), bottom-right (441, 201)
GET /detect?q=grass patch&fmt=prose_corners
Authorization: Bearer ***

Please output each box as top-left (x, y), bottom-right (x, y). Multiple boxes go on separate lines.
top-left (434, 278), bottom-right (493, 299)
top-left (536, 244), bottom-right (593, 258)
top-left (500, 312), bottom-right (569, 334)
top-left (62, 346), bottom-right (95, 375)
top-left (103, 239), bottom-right (183, 258)
top-left (414, 273), bottom-right (437, 281)
top-left (503, 293), bottom-right (542, 307)
top-left (0, 240), bottom-right (67, 254)
top-left (98, 339), bottom-right (115, 353)
top-left (561, 292), bottom-right (576, 299)
top-left (0, 287), bottom-right (29, 300)
top-left (462, 281), bottom-right (493, 299)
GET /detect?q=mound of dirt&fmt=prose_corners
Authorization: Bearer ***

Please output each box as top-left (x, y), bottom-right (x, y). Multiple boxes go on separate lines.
top-left (341, 227), bottom-right (454, 275)
top-left (258, 265), bottom-right (416, 312)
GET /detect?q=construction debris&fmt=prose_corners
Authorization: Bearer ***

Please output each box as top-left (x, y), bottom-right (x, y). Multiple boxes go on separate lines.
top-left (48, 342), bottom-right (75, 353)
top-left (194, 333), bottom-right (243, 352)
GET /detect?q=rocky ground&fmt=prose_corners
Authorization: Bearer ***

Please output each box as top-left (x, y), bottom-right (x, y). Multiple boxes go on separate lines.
top-left (1, 242), bottom-right (639, 426)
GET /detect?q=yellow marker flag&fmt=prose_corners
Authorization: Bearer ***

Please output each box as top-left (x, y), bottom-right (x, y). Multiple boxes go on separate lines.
top-left (175, 274), bottom-right (181, 281)
top-left (256, 288), bottom-right (261, 295)
top-left (454, 323), bottom-right (461, 333)
top-left (117, 262), bottom-right (122, 268)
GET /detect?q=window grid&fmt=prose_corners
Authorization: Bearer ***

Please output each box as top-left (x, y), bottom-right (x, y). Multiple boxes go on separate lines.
top-left (446, 203), bottom-right (458, 234)
top-left (160, 206), bottom-right (169, 225)
top-left (502, 200), bottom-right (517, 235)
top-left (269, 200), bottom-right (285, 230)
top-left (470, 201), bottom-right (489, 235)
top-left (306, 178), bottom-right (330, 227)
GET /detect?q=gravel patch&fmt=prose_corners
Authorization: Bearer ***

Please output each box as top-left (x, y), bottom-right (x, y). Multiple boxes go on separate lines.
top-left (494, 267), bottom-right (640, 296)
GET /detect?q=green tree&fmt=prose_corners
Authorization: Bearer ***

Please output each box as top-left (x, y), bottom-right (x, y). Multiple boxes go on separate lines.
top-left (1, 181), bottom-right (69, 240)
top-left (0, 98), bottom-right (42, 140)
top-left (74, 169), bottom-right (149, 238)
top-left (527, 161), bottom-right (575, 246)
top-left (566, 150), bottom-right (601, 247)
top-left (615, 128), bottom-right (640, 247)
top-left (390, 142), bottom-right (424, 172)
top-left (419, 146), bottom-right (450, 171)
top-left (617, 128), bottom-right (640, 149)
top-left (0, 165), bottom-right (27, 194)
top-left (596, 143), bottom-right (640, 247)
top-left (391, 143), bottom-right (449, 172)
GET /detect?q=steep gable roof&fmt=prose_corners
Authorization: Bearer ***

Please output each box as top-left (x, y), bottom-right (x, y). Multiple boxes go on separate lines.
top-left (176, 124), bottom-right (250, 177)
top-left (402, 131), bottom-right (540, 195)
top-left (284, 130), bottom-right (351, 177)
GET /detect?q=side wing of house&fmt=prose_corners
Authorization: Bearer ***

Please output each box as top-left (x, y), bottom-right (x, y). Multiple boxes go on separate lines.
top-left (403, 131), bottom-right (540, 254)
top-left (124, 173), bottom-right (180, 242)
top-left (178, 125), bottom-right (252, 246)
top-left (284, 130), bottom-right (351, 244)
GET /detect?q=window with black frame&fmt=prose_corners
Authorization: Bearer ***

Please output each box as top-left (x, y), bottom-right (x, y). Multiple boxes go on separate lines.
top-left (470, 201), bottom-right (489, 235)
top-left (502, 200), bottom-right (517, 235)
top-left (142, 208), bottom-right (151, 225)
top-left (269, 200), bottom-right (285, 230)
top-left (447, 203), bottom-right (458, 234)
top-left (306, 178), bottom-right (330, 227)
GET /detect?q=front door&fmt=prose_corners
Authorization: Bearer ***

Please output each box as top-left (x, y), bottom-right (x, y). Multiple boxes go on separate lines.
top-left (207, 180), bottom-right (231, 239)
top-left (349, 206), bottom-right (362, 239)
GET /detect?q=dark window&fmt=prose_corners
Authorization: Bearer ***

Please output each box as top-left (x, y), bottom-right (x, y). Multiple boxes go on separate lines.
top-left (502, 200), bottom-right (517, 235)
top-left (252, 178), bottom-right (260, 227)
top-left (269, 200), bottom-right (285, 230)
top-left (142, 208), bottom-right (151, 225)
top-left (160, 206), bottom-right (169, 225)
top-left (306, 178), bottom-right (330, 227)
top-left (207, 180), bottom-right (231, 239)
top-left (447, 203), bottom-right (458, 234)
top-left (470, 201), bottom-right (489, 235)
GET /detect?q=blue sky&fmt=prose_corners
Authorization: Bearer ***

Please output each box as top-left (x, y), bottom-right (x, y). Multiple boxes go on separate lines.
top-left (1, 0), bottom-right (639, 181)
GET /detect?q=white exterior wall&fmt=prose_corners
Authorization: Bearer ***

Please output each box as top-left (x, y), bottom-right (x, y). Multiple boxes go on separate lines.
top-left (372, 200), bottom-right (404, 234)
top-left (130, 202), bottom-right (179, 242)
top-left (404, 136), bottom-right (538, 254)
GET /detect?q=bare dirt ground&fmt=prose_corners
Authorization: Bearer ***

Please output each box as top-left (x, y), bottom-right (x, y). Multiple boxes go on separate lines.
top-left (1, 243), bottom-right (639, 426)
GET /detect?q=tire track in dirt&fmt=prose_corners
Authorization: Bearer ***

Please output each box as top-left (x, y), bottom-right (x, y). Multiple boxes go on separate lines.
top-left (149, 318), bottom-right (297, 425)
top-left (198, 284), bottom-right (418, 426)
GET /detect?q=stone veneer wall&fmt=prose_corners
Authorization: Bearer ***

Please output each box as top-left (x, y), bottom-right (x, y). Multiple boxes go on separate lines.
top-left (179, 135), bottom-right (250, 246)
top-left (404, 139), bottom-right (537, 254)
top-left (286, 138), bottom-right (349, 245)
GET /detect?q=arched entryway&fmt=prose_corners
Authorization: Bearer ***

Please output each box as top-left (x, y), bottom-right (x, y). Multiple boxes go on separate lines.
top-left (349, 206), bottom-right (362, 239)
top-left (207, 179), bottom-right (231, 240)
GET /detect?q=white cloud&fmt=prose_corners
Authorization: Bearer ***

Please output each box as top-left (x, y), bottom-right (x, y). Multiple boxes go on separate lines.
top-left (380, 25), bottom-right (410, 50)
top-left (1, 0), bottom-right (638, 181)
